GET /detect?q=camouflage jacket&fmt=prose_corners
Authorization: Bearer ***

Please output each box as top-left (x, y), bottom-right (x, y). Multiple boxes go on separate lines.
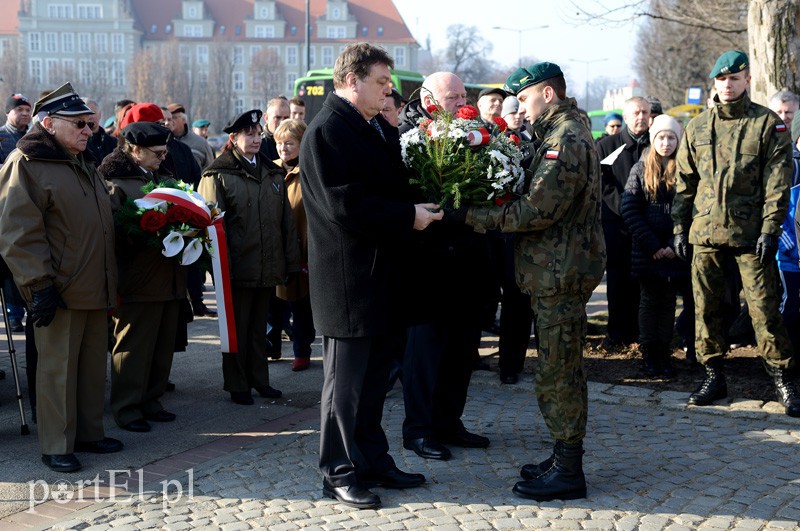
top-left (673, 94), bottom-right (792, 248)
top-left (467, 98), bottom-right (606, 298)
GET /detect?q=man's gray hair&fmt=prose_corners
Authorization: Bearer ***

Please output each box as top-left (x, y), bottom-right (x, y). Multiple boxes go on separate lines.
top-left (769, 90), bottom-right (800, 108)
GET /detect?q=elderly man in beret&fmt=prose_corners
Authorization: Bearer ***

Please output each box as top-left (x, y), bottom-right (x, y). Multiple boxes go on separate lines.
top-left (0, 82), bottom-right (122, 472)
top-left (673, 50), bottom-right (800, 416)
top-left (451, 62), bottom-right (605, 501)
top-left (100, 121), bottom-right (184, 433)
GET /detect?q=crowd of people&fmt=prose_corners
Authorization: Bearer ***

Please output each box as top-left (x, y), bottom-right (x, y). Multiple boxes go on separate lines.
top-left (0, 43), bottom-right (799, 510)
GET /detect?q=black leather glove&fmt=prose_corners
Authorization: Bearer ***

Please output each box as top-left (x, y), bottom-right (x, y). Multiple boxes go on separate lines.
top-left (29, 284), bottom-right (66, 328)
top-left (756, 232), bottom-right (779, 265)
top-left (674, 232), bottom-right (689, 261)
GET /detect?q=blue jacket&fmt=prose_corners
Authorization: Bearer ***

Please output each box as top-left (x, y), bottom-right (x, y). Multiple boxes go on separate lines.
top-left (778, 148), bottom-right (800, 272)
top-left (0, 122), bottom-right (27, 164)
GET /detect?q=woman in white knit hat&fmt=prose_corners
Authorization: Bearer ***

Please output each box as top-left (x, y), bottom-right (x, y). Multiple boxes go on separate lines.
top-left (621, 114), bottom-right (687, 379)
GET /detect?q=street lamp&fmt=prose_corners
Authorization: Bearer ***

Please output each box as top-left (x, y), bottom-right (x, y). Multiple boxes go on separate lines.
top-left (492, 25), bottom-right (549, 68)
top-left (570, 58), bottom-right (608, 110)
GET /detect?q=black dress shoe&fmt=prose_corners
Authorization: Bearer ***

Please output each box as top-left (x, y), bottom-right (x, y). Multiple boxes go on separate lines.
top-left (42, 453), bottom-right (81, 472)
top-left (322, 480), bottom-right (381, 509)
top-left (360, 467), bottom-right (426, 489)
top-left (145, 410), bottom-right (177, 422)
top-left (165, 380), bottom-right (176, 392)
top-left (74, 437), bottom-right (124, 454)
top-left (230, 391), bottom-right (255, 405)
top-left (473, 360), bottom-right (491, 371)
top-left (441, 428), bottom-right (490, 448)
top-left (192, 302), bottom-right (217, 317)
top-left (255, 385), bottom-right (282, 399)
top-left (403, 437), bottom-right (451, 460)
top-left (121, 419), bottom-right (152, 432)
top-left (500, 372), bottom-right (519, 384)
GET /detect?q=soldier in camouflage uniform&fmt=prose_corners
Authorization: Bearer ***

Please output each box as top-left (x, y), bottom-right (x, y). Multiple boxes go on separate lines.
top-left (455, 62), bottom-right (606, 501)
top-left (673, 50), bottom-right (800, 417)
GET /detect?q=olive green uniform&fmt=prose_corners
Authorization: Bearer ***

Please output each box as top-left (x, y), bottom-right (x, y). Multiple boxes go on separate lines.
top-left (673, 94), bottom-right (793, 368)
top-left (468, 98), bottom-right (606, 443)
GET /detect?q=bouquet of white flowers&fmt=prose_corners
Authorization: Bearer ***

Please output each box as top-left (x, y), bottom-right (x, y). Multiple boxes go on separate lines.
top-left (400, 104), bottom-right (525, 207)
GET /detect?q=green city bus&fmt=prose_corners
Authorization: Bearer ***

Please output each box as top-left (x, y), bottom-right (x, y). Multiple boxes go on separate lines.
top-left (294, 68), bottom-right (489, 123)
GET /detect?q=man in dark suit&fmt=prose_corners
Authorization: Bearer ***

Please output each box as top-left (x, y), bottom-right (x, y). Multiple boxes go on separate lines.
top-left (300, 43), bottom-right (442, 510)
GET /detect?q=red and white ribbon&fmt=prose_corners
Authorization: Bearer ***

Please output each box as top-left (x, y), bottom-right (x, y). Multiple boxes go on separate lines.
top-left (467, 127), bottom-right (490, 146)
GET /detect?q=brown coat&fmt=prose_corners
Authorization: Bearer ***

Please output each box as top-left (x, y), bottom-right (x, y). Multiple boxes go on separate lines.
top-left (99, 147), bottom-right (187, 304)
top-left (198, 150), bottom-right (300, 288)
top-left (0, 123), bottom-right (116, 309)
top-left (274, 159), bottom-right (309, 301)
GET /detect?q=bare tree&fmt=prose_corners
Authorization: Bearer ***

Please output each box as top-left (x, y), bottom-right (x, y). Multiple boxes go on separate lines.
top-left (203, 41), bottom-right (234, 130)
top-left (0, 41), bottom-right (30, 98)
top-left (249, 48), bottom-right (285, 101)
top-left (441, 25), bottom-right (507, 83)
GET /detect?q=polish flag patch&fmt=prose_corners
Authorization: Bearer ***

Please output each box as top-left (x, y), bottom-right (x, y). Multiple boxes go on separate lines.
top-left (776, 123), bottom-right (787, 133)
top-left (545, 150), bottom-right (559, 159)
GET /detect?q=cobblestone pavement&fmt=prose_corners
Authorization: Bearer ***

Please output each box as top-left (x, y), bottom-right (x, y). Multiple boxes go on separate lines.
top-left (20, 373), bottom-right (800, 531)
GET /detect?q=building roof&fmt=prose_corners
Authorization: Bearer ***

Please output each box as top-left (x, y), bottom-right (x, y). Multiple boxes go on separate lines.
top-left (129, 0), bottom-right (416, 43)
top-left (0, 2), bottom-right (20, 36)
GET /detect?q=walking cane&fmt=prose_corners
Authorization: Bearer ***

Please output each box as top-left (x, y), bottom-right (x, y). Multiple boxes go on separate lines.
top-left (0, 288), bottom-right (30, 435)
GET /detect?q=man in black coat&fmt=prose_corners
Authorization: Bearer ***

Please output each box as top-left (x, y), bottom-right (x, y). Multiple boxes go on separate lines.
top-left (300, 43), bottom-right (442, 510)
top-left (595, 96), bottom-right (651, 348)
top-left (397, 71), bottom-right (492, 461)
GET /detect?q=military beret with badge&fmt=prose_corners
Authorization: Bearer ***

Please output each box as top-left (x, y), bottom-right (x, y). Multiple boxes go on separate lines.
top-left (709, 50), bottom-right (749, 79)
top-left (503, 62), bottom-right (563, 95)
top-left (223, 109), bottom-right (263, 134)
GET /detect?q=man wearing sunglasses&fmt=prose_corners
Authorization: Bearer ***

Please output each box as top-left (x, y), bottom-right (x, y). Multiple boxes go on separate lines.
top-left (0, 82), bottom-right (122, 472)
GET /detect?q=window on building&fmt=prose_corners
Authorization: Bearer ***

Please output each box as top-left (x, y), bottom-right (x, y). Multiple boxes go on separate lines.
top-left (95, 60), bottom-right (108, 85)
top-left (45, 33), bottom-right (57, 53)
top-left (250, 45), bottom-right (262, 59)
top-left (234, 98), bottom-right (244, 115)
top-left (179, 45), bottom-right (190, 66)
top-left (188, 6), bottom-right (198, 18)
top-left (361, 26), bottom-right (368, 37)
top-left (111, 34), bottom-right (124, 54)
top-left (29, 33), bottom-right (41, 52)
top-left (62, 33), bottom-right (74, 53)
top-left (95, 33), bottom-right (107, 53)
top-left (233, 46), bottom-right (244, 65)
top-left (77, 5), bottom-right (102, 19)
top-left (112, 60), bottom-right (125, 86)
top-left (0, 40), bottom-right (10, 57)
top-left (286, 46), bottom-right (297, 66)
top-left (377, 26), bottom-right (384, 36)
top-left (233, 71), bottom-right (245, 91)
top-left (326, 26), bottom-right (345, 39)
top-left (255, 25), bottom-right (274, 39)
top-left (253, 98), bottom-right (263, 111)
top-left (394, 47), bottom-right (406, 67)
top-left (290, 26), bottom-right (297, 36)
top-left (78, 33), bottom-right (90, 53)
top-left (198, 71), bottom-right (209, 90)
top-left (45, 59), bottom-right (58, 85)
top-left (287, 72), bottom-right (297, 93)
top-left (322, 46), bottom-right (333, 66)
top-left (197, 45), bottom-right (209, 65)
top-left (30, 59), bottom-right (42, 85)
top-left (62, 59), bottom-right (75, 78)
top-left (259, 6), bottom-right (271, 19)
top-left (183, 24), bottom-right (203, 38)
top-left (48, 4), bottom-right (74, 18)
top-left (79, 59), bottom-right (91, 85)
top-left (332, 7), bottom-right (341, 20)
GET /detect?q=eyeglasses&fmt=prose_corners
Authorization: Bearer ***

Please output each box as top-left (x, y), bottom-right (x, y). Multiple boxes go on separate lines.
top-left (51, 116), bottom-right (96, 130)
top-left (607, 123), bottom-right (622, 129)
top-left (143, 146), bottom-right (168, 159)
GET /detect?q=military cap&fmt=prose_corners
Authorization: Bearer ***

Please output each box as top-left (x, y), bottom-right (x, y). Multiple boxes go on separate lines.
top-left (709, 50), bottom-right (749, 79)
top-left (167, 103), bottom-right (186, 115)
top-left (478, 87), bottom-right (507, 100)
top-left (192, 119), bottom-right (210, 128)
top-left (33, 82), bottom-right (93, 116)
top-left (118, 103), bottom-right (164, 131)
top-left (120, 122), bottom-right (172, 147)
top-left (5, 94), bottom-right (31, 113)
top-left (503, 62), bottom-right (563, 95)
top-left (223, 109), bottom-right (263, 134)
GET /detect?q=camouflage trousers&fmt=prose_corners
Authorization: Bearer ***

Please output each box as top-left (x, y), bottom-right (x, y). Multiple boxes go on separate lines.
top-left (692, 245), bottom-right (792, 368)
top-left (532, 292), bottom-right (590, 444)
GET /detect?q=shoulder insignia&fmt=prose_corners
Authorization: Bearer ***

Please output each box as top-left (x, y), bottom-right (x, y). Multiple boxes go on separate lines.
top-left (776, 123), bottom-right (787, 133)
top-left (545, 149), bottom-right (559, 160)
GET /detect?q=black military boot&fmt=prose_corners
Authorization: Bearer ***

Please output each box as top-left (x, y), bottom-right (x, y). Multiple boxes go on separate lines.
top-left (688, 358), bottom-right (727, 406)
top-left (513, 441), bottom-right (586, 501)
top-left (640, 343), bottom-right (660, 377)
top-left (519, 452), bottom-right (554, 480)
top-left (766, 364), bottom-right (800, 418)
top-left (659, 343), bottom-right (676, 379)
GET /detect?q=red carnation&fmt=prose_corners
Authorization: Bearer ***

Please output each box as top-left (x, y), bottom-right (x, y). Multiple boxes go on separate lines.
top-left (456, 105), bottom-right (480, 120)
top-left (426, 104), bottom-right (440, 115)
top-left (494, 193), bottom-right (514, 206)
top-left (493, 116), bottom-right (509, 132)
top-left (509, 134), bottom-right (521, 145)
top-left (419, 118), bottom-right (432, 131)
top-left (140, 210), bottom-right (167, 232)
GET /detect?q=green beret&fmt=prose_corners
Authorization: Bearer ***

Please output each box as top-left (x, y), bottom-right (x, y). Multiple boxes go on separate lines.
top-left (503, 62), bottom-right (563, 95)
top-left (709, 50), bottom-right (749, 79)
top-left (192, 119), bottom-right (210, 128)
